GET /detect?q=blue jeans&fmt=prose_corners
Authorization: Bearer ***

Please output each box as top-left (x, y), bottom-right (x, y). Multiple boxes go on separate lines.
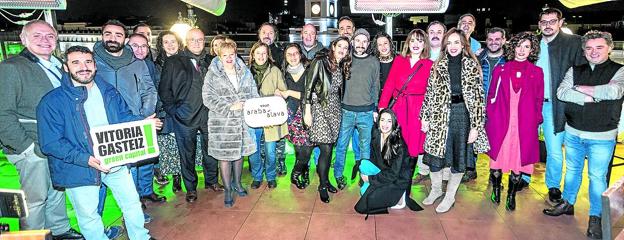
top-left (334, 109), bottom-right (373, 178)
top-left (130, 163), bottom-right (155, 196)
top-left (542, 102), bottom-right (566, 189)
top-left (96, 162), bottom-right (154, 217)
top-left (249, 128), bottom-right (277, 181)
top-left (561, 133), bottom-right (615, 216)
top-left (66, 166), bottom-right (150, 240)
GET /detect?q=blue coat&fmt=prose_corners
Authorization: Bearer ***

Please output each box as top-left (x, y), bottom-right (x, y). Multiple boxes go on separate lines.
top-left (37, 73), bottom-right (141, 188)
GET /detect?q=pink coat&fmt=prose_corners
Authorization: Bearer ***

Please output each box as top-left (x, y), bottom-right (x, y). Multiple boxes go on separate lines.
top-left (378, 56), bottom-right (433, 157)
top-left (485, 60), bottom-right (544, 166)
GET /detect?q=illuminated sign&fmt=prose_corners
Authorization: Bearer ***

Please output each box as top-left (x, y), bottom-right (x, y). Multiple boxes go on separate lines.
top-left (349, 0), bottom-right (450, 13)
top-left (0, 0), bottom-right (67, 10)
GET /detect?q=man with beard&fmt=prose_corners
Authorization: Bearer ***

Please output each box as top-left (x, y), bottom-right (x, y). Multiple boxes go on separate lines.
top-left (458, 13), bottom-right (481, 54)
top-left (93, 20), bottom-right (156, 229)
top-left (126, 34), bottom-right (167, 203)
top-left (258, 22), bottom-right (284, 67)
top-left (334, 29), bottom-right (379, 190)
top-left (478, 27), bottom-right (507, 98)
top-left (159, 28), bottom-right (223, 203)
top-left (37, 45), bottom-right (158, 240)
top-left (0, 20), bottom-right (84, 240)
top-left (338, 16), bottom-right (355, 39)
top-left (535, 7), bottom-right (586, 206)
top-left (427, 21), bottom-right (446, 61)
top-left (300, 23), bottom-right (325, 60)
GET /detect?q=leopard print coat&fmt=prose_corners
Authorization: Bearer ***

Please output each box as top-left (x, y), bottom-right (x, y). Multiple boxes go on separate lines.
top-left (419, 55), bottom-right (490, 158)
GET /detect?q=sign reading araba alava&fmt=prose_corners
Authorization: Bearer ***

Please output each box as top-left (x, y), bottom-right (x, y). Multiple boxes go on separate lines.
top-left (90, 119), bottom-right (159, 168)
top-left (243, 96), bottom-right (288, 128)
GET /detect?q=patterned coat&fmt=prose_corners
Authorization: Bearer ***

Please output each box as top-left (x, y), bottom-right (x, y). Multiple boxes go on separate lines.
top-left (420, 55), bottom-right (490, 158)
top-left (202, 57), bottom-right (259, 161)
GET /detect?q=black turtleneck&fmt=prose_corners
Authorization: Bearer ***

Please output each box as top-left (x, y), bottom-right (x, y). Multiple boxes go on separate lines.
top-left (448, 53), bottom-right (463, 95)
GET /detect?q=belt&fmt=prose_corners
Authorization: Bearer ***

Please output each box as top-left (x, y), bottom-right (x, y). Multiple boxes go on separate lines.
top-left (451, 95), bottom-right (464, 103)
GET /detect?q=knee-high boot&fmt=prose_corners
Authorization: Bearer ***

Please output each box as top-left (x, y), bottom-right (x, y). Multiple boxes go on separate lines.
top-left (506, 172), bottom-right (521, 211)
top-left (436, 172), bottom-right (464, 213)
top-left (490, 169), bottom-right (502, 204)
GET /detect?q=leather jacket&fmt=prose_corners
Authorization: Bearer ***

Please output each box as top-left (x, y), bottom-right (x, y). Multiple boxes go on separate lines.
top-left (303, 49), bottom-right (334, 107)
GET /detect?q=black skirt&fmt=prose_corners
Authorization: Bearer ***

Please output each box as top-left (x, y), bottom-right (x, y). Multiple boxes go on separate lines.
top-left (424, 102), bottom-right (474, 173)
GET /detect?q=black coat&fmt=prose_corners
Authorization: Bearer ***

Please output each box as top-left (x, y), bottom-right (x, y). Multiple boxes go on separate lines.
top-left (158, 51), bottom-right (210, 128)
top-left (354, 129), bottom-right (423, 216)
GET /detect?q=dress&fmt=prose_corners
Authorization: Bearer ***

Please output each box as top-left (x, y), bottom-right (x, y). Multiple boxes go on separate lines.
top-left (285, 71), bottom-right (312, 146)
top-left (309, 70), bottom-right (343, 144)
top-left (489, 83), bottom-right (534, 174)
top-left (158, 134), bottom-right (205, 175)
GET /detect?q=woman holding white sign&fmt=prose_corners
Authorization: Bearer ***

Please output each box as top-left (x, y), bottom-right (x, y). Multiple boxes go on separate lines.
top-left (248, 42), bottom-right (288, 189)
top-left (303, 36), bottom-right (352, 203)
top-left (203, 39), bottom-right (259, 208)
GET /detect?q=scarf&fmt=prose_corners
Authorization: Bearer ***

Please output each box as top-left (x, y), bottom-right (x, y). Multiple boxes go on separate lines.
top-left (286, 63), bottom-right (305, 75)
top-left (251, 61), bottom-right (270, 89)
top-left (93, 42), bottom-right (133, 70)
top-left (378, 54), bottom-right (394, 63)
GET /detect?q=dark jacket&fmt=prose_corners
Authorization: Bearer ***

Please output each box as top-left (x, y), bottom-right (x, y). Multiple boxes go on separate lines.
top-left (37, 73), bottom-right (141, 188)
top-left (270, 43), bottom-right (284, 67)
top-left (302, 49), bottom-right (345, 108)
top-left (158, 50), bottom-right (210, 128)
top-left (354, 129), bottom-right (423, 216)
top-left (544, 32), bottom-right (587, 133)
top-left (93, 42), bottom-right (156, 118)
top-left (0, 49), bottom-right (56, 156)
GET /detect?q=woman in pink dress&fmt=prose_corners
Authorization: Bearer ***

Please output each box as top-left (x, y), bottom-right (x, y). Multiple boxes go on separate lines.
top-left (378, 29), bottom-right (434, 188)
top-left (485, 31), bottom-right (543, 211)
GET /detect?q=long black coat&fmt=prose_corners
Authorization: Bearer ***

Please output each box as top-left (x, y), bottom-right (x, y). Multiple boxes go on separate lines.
top-left (354, 129), bottom-right (423, 216)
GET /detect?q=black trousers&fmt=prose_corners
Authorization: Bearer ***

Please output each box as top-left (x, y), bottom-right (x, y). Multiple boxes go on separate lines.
top-left (173, 121), bottom-right (219, 192)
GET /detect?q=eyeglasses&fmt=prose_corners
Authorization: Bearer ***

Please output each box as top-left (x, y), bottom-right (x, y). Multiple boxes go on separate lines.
top-left (539, 19), bottom-right (560, 26)
top-left (130, 44), bottom-right (149, 50)
top-left (187, 38), bottom-right (205, 44)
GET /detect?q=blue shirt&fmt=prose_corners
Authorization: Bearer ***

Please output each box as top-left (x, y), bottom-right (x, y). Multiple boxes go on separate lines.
top-left (83, 82), bottom-right (110, 128)
top-left (36, 56), bottom-right (63, 88)
top-left (536, 39), bottom-right (551, 99)
top-left (470, 37), bottom-right (481, 54)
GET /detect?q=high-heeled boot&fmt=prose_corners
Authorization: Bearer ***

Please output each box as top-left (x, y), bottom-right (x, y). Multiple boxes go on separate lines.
top-left (290, 171), bottom-right (305, 189)
top-left (506, 172), bottom-right (521, 211)
top-left (302, 167), bottom-right (310, 187)
top-left (172, 174), bottom-right (182, 192)
top-left (318, 185), bottom-right (330, 203)
top-left (490, 169), bottom-right (502, 205)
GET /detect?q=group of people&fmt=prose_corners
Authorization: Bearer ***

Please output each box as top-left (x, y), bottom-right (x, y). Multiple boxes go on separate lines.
top-left (0, 6), bottom-right (622, 240)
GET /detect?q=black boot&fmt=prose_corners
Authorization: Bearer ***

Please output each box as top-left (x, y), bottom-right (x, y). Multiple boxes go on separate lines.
top-left (302, 167), bottom-right (310, 187)
top-left (290, 171), bottom-right (305, 189)
top-left (490, 169), bottom-right (502, 205)
top-left (506, 172), bottom-right (521, 211)
top-left (172, 174), bottom-right (182, 192)
top-left (543, 200), bottom-right (575, 216)
top-left (350, 160), bottom-right (361, 180)
top-left (277, 158), bottom-right (287, 176)
top-left (318, 185), bottom-right (330, 203)
top-left (587, 215), bottom-right (602, 239)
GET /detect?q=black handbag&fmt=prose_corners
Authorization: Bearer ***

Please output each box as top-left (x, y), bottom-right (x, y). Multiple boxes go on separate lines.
top-left (387, 63), bottom-right (424, 109)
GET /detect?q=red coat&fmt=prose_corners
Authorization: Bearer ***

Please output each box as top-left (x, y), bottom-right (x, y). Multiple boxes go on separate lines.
top-left (485, 60), bottom-right (544, 166)
top-left (378, 56), bottom-right (433, 157)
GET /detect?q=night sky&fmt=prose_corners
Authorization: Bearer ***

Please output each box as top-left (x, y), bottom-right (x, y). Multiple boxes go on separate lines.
top-left (1, 0), bottom-right (623, 32)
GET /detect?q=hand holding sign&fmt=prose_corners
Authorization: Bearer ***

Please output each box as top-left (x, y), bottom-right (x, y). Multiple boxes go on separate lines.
top-left (145, 113), bottom-right (163, 130)
top-left (230, 101), bottom-right (245, 111)
top-left (88, 156), bottom-right (110, 173)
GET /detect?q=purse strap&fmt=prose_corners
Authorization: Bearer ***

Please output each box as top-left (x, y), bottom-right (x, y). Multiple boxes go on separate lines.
top-left (394, 63), bottom-right (424, 99)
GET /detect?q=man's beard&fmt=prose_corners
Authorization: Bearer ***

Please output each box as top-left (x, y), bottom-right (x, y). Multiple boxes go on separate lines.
top-left (354, 47), bottom-right (367, 56)
top-left (104, 41), bottom-right (123, 53)
top-left (71, 70), bottom-right (94, 85)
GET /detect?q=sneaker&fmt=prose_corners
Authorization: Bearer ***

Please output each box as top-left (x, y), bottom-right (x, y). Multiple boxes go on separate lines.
top-left (587, 215), bottom-right (602, 239)
top-left (336, 176), bottom-right (347, 190)
top-left (267, 180), bottom-right (277, 188)
top-left (105, 226), bottom-right (123, 239)
top-left (144, 213), bottom-right (152, 224)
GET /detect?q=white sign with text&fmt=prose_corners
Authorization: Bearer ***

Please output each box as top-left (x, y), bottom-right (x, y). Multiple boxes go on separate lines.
top-left (243, 96), bottom-right (288, 128)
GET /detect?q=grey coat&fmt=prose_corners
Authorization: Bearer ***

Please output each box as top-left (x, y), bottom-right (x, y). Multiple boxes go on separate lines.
top-left (202, 57), bottom-right (259, 161)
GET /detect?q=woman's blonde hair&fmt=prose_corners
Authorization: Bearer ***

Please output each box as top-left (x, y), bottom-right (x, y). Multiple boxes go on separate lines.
top-left (217, 38), bottom-right (237, 56)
